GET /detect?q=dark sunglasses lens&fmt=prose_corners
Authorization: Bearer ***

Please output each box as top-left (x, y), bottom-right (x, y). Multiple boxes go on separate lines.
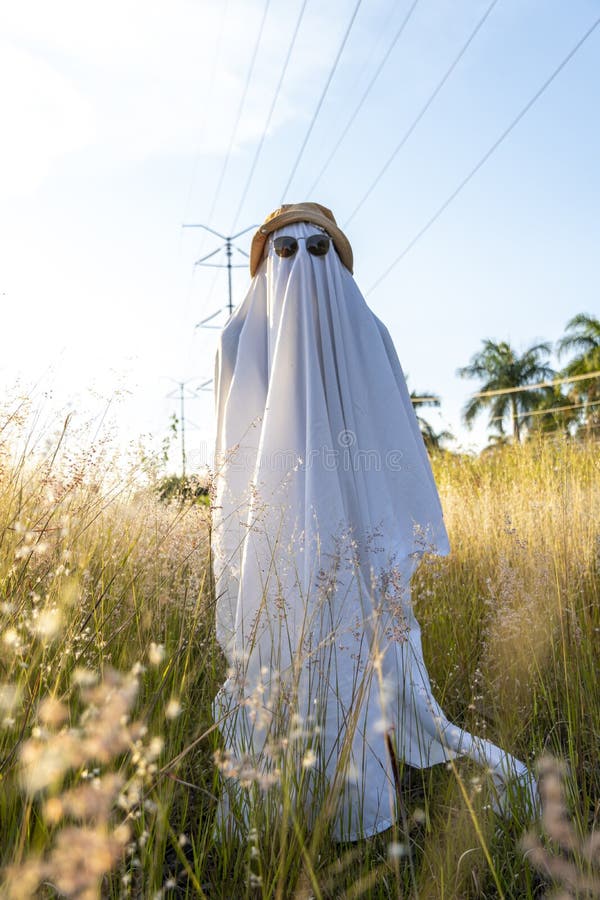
top-left (273, 236), bottom-right (298, 258)
top-left (306, 234), bottom-right (330, 256)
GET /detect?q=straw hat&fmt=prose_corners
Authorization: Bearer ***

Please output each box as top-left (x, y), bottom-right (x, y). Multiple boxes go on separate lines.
top-left (249, 202), bottom-right (353, 276)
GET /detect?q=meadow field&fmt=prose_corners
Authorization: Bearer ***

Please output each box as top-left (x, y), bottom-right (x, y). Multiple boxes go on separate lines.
top-left (1, 403), bottom-right (599, 899)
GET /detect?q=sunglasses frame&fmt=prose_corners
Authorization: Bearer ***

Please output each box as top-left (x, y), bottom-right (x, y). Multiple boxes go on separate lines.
top-left (270, 230), bottom-right (331, 260)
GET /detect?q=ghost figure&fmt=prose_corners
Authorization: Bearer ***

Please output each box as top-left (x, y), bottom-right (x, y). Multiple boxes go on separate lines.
top-left (211, 203), bottom-right (536, 842)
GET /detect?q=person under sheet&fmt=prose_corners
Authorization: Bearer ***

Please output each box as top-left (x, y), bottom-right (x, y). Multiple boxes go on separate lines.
top-left (211, 202), bottom-right (537, 842)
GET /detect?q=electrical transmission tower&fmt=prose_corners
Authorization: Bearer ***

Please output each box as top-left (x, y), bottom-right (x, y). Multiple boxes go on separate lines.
top-left (182, 222), bottom-right (257, 320)
top-left (181, 221), bottom-right (257, 393)
top-left (164, 377), bottom-right (203, 476)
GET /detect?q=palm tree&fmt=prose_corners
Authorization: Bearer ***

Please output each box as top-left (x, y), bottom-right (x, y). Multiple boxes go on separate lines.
top-left (557, 313), bottom-right (600, 437)
top-left (526, 384), bottom-right (581, 439)
top-left (457, 340), bottom-right (555, 443)
top-left (409, 389), bottom-right (453, 450)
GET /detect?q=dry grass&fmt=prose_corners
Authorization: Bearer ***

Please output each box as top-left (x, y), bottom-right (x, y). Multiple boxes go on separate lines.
top-left (1, 395), bottom-right (599, 898)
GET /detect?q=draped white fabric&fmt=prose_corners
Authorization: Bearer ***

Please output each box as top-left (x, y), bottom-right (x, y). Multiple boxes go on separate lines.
top-left (211, 222), bottom-right (534, 841)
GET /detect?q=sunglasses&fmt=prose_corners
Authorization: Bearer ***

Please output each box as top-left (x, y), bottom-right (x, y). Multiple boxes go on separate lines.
top-left (271, 232), bottom-right (331, 260)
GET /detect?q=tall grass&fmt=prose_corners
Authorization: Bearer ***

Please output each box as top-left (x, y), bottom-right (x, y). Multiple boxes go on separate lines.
top-left (0, 398), bottom-right (598, 898)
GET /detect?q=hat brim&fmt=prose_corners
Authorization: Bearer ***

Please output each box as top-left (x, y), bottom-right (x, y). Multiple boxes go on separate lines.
top-left (249, 208), bottom-right (353, 277)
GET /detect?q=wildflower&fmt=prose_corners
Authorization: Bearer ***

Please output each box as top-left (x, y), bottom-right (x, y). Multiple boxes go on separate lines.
top-left (20, 732), bottom-right (85, 794)
top-left (470, 775), bottom-right (483, 794)
top-left (302, 749), bottom-right (317, 769)
top-left (35, 607), bottom-right (62, 641)
top-left (2, 860), bottom-right (46, 900)
top-left (373, 717), bottom-right (391, 734)
top-left (45, 825), bottom-right (130, 897)
top-left (38, 698), bottom-right (68, 728)
top-left (0, 683), bottom-right (21, 713)
top-left (148, 642), bottom-right (165, 666)
top-left (239, 758), bottom-right (258, 788)
top-left (165, 698), bottom-right (182, 720)
top-left (14, 545), bottom-right (32, 560)
top-left (257, 769), bottom-right (281, 790)
top-left (72, 668), bottom-right (98, 688)
top-left (43, 797), bottom-right (64, 825)
top-left (388, 842), bottom-right (408, 859)
top-left (412, 808), bottom-right (426, 825)
top-left (43, 774), bottom-right (124, 823)
top-left (147, 736), bottom-right (165, 760)
top-left (3, 628), bottom-right (20, 648)
top-left (521, 755), bottom-right (600, 896)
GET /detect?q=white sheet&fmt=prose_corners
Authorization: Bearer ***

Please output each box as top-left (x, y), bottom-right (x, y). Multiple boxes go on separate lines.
top-left (211, 222), bottom-right (534, 840)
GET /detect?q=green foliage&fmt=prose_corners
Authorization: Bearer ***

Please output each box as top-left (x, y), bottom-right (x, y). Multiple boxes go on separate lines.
top-left (459, 314), bottom-right (600, 444)
top-left (457, 339), bottom-right (554, 443)
top-left (155, 474), bottom-right (210, 505)
top-left (557, 312), bottom-right (600, 437)
top-left (408, 384), bottom-right (454, 450)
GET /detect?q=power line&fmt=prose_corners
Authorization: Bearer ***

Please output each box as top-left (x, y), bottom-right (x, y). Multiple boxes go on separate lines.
top-left (344, 0), bottom-right (499, 228)
top-left (335, 0), bottom-right (401, 111)
top-left (231, 0), bottom-right (309, 232)
top-left (474, 370), bottom-right (600, 399)
top-left (181, 0), bottom-right (230, 232)
top-left (366, 12), bottom-right (600, 295)
top-left (280, 0), bottom-right (363, 202)
top-left (307, 0), bottom-right (421, 197)
top-left (205, 0), bottom-right (272, 229)
top-left (179, 2), bottom-right (231, 381)
top-left (491, 398), bottom-right (600, 423)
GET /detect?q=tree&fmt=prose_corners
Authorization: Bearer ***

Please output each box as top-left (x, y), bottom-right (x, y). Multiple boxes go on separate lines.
top-left (457, 340), bottom-right (555, 443)
top-left (526, 384), bottom-right (581, 439)
top-left (557, 313), bottom-right (600, 437)
top-left (409, 389), bottom-right (453, 450)
top-left (155, 473), bottom-right (209, 504)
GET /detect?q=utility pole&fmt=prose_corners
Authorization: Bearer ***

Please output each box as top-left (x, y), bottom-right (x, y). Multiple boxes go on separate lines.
top-left (164, 378), bottom-right (202, 477)
top-left (180, 222), bottom-right (257, 396)
top-left (181, 222), bottom-right (257, 318)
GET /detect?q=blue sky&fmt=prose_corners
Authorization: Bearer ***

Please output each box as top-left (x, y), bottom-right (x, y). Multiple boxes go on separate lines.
top-left (1, 0), bottom-right (599, 470)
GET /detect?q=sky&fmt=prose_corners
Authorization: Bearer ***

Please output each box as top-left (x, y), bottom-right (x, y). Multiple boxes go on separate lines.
top-left (1, 0), bottom-right (599, 473)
